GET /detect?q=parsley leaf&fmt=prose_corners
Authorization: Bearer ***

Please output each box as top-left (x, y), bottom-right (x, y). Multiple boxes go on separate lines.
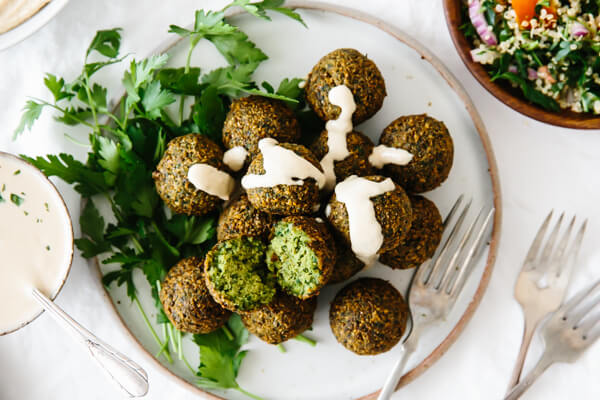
top-left (74, 199), bottom-right (112, 258)
top-left (194, 315), bottom-right (260, 399)
top-left (493, 72), bottom-right (560, 111)
top-left (86, 28), bottom-right (122, 59)
top-left (21, 154), bottom-right (110, 196)
top-left (14, 100), bottom-right (44, 138)
top-left (141, 81), bottom-right (176, 119)
top-left (227, 0), bottom-right (306, 27)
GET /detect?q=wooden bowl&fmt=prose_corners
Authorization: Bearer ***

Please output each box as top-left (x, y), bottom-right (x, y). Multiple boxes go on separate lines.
top-left (443, 0), bottom-right (600, 130)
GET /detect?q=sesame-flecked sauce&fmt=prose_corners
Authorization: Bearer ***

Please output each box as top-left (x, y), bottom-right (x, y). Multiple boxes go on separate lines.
top-left (0, 154), bottom-right (73, 334)
top-left (368, 144), bottom-right (413, 169)
top-left (334, 175), bottom-right (395, 266)
top-left (187, 163), bottom-right (236, 200)
top-left (241, 138), bottom-right (326, 190)
top-left (320, 85), bottom-right (356, 191)
top-left (223, 146), bottom-right (248, 172)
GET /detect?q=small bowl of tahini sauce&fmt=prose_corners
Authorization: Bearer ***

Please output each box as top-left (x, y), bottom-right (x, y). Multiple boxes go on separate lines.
top-left (0, 152), bottom-right (73, 335)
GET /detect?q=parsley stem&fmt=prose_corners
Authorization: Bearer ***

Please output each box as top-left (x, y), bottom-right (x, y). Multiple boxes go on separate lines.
top-left (185, 42), bottom-right (194, 74)
top-left (150, 221), bottom-right (180, 257)
top-left (177, 329), bottom-right (184, 360)
top-left (277, 344), bottom-right (286, 353)
top-left (222, 325), bottom-right (234, 341)
top-left (294, 333), bottom-right (316, 347)
top-left (236, 387), bottom-right (265, 400)
top-left (134, 296), bottom-right (173, 363)
top-left (178, 96), bottom-right (186, 126)
top-left (30, 98), bottom-right (96, 129)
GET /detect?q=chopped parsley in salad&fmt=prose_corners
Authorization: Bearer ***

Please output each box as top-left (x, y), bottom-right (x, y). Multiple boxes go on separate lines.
top-left (462, 0), bottom-right (600, 114)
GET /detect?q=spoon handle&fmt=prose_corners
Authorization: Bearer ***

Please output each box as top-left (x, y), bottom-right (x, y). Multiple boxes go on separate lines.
top-left (32, 288), bottom-right (149, 398)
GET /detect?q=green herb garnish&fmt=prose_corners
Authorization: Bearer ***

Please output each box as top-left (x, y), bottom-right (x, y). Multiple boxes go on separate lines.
top-left (13, 169), bottom-right (20, 175)
top-left (14, 2), bottom-right (307, 399)
top-left (10, 194), bottom-right (24, 206)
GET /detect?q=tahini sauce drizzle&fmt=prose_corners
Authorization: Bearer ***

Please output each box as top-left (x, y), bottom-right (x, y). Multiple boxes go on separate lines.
top-left (0, 154), bottom-right (73, 333)
top-left (368, 145), bottom-right (413, 168)
top-left (241, 138), bottom-right (326, 190)
top-left (187, 164), bottom-right (235, 200)
top-left (334, 175), bottom-right (395, 266)
top-left (223, 146), bottom-right (248, 172)
top-left (320, 85), bottom-right (356, 191)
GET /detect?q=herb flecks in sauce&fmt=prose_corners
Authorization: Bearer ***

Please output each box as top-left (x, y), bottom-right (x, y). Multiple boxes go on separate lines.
top-left (10, 194), bottom-right (24, 206)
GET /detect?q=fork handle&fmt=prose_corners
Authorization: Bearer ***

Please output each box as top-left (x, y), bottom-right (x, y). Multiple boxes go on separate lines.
top-left (506, 315), bottom-right (539, 390)
top-left (377, 337), bottom-right (418, 400)
top-left (504, 354), bottom-right (553, 400)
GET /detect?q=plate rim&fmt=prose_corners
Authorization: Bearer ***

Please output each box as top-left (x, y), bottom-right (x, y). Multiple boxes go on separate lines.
top-left (90, 2), bottom-right (503, 398)
top-left (0, 0), bottom-right (71, 52)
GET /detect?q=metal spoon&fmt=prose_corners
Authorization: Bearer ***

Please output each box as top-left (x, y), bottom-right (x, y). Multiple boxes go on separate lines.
top-left (32, 288), bottom-right (149, 398)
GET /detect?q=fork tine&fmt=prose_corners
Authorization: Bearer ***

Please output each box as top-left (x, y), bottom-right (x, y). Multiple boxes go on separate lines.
top-left (438, 205), bottom-right (486, 291)
top-left (558, 219), bottom-right (587, 277)
top-left (576, 311), bottom-right (600, 334)
top-left (416, 195), bottom-right (463, 285)
top-left (548, 216), bottom-right (575, 274)
top-left (523, 210), bottom-right (553, 268)
top-left (537, 212), bottom-right (564, 268)
top-left (561, 280), bottom-right (600, 316)
top-left (424, 199), bottom-right (472, 286)
top-left (449, 207), bottom-right (495, 297)
top-left (567, 287), bottom-right (600, 327)
top-left (443, 194), bottom-right (464, 228)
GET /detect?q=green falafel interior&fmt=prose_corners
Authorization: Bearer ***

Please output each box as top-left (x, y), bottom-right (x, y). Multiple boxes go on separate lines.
top-left (267, 221), bottom-right (323, 298)
top-left (206, 237), bottom-right (276, 311)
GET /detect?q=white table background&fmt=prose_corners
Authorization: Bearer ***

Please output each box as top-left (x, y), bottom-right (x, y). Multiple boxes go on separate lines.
top-left (1, 0), bottom-right (600, 399)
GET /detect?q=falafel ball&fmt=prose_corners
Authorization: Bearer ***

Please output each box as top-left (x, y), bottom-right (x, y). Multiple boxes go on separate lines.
top-left (159, 257), bottom-right (231, 334)
top-left (240, 292), bottom-right (317, 344)
top-left (267, 216), bottom-right (336, 299)
top-left (305, 48), bottom-right (386, 124)
top-left (380, 195), bottom-right (443, 270)
top-left (329, 278), bottom-right (409, 355)
top-left (326, 175), bottom-right (413, 254)
top-left (153, 134), bottom-right (227, 216)
top-left (222, 96), bottom-right (301, 157)
top-left (380, 114), bottom-right (454, 193)
top-left (328, 235), bottom-right (365, 284)
top-left (245, 143), bottom-right (323, 215)
top-left (310, 130), bottom-right (376, 182)
top-left (204, 237), bottom-right (276, 312)
top-left (217, 194), bottom-right (273, 241)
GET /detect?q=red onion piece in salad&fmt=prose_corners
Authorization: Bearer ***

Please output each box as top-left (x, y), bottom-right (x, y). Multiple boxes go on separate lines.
top-left (508, 65), bottom-right (518, 74)
top-left (527, 68), bottom-right (538, 80)
top-left (571, 22), bottom-right (589, 37)
top-left (469, 0), bottom-right (498, 45)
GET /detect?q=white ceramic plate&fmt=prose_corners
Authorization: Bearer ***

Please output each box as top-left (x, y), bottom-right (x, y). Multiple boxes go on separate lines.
top-left (94, 2), bottom-right (502, 399)
top-left (0, 0), bottom-right (69, 51)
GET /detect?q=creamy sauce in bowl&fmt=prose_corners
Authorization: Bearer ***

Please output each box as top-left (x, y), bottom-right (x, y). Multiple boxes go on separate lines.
top-left (0, 153), bottom-right (73, 335)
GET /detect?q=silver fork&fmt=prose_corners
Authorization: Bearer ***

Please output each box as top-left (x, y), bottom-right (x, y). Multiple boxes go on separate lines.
top-left (507, 212), bottom-right (587, 390)
top-left (505, 278), bottom-right (600, 400)
top-left (377, 196), bottom-right (495, 400)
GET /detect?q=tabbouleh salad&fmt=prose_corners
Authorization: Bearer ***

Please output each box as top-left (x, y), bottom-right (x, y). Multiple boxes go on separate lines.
top-left (462, 0), bottom-right (600, 114)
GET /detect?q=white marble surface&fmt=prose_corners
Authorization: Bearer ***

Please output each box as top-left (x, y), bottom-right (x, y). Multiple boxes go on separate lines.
top-left (1, 0), bottom-right (600, 399)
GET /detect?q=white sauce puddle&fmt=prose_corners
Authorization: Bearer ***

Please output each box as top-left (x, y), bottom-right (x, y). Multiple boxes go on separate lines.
top-left (0, 154), bottom-right (73, 334)
top-left (334, 175), bottom-right (395, 266)
top-left (368, 145), bottom-right (413, 168)
top-left (320, 85), bottom-right (357, 191)
top-left (223, 146), bottom-right (248, 172)
top-left (241, 138), bottom-right (326, 190)
top-left (187, 164), bottom-right (235, 200)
